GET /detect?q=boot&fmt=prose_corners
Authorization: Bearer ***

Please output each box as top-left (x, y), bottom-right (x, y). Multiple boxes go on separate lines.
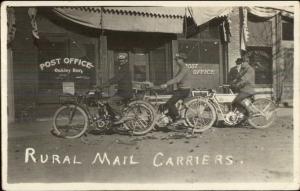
top-left (241, 99), bottom-right (260, 116)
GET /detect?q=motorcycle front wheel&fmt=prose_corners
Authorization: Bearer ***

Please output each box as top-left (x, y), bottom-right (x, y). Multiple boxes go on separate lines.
top-left (184, 97), bottom-right (216, 133)
top-left (52, 104), bottom-right (89, 139)
top-left (247, 98), bottom-right (277, 129)
top-left (122, 100), bottom-right (157, 135)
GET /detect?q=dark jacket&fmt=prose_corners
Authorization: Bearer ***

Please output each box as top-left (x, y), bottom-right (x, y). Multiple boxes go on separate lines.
top-left (108, 64), bottom-right (132, 97)
top-left (228, 65), bottom-right (241, 93)
top-left (228, 65), bottom-right (241, 84)
top-left (166, 64), bottom-right (191, 89)
top-left (235, 64), bottom-right (256, 95)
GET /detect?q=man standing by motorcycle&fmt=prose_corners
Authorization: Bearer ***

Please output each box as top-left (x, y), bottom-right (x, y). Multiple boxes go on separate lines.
top-left (230, 57), bottom-right (257, 114)
top-left (101, 53), bottom-right (133, 124)
top-left (160, 53), bottom-right (192, 123)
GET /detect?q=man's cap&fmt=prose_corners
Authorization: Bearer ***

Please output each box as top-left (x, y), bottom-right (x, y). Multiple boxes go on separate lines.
top-left (235, 58), bottom-right (243, 63)
top-left (175, 53), bottom-right (187, 60)
top-left (117, 53), bottom-right (128, 60)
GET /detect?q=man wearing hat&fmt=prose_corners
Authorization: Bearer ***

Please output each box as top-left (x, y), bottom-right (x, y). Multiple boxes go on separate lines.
top-left (228, 58), bottom-right (243, 93)
top-left (160, 53), bottom-right (192, 123)
top-left (230, 57), bottom-right (256, 114)
top-left (102, 52), bottom-right (133, 124)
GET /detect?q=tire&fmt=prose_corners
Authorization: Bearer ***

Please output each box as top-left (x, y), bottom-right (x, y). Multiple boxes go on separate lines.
top-left (123, 100), bottom-right (157, 135)
top-left (53, 104), bottom-right (89, 139)
top-left (247, 98), bottom-right (277, 129)
top-left (184, 97), bottom-right (216, 133)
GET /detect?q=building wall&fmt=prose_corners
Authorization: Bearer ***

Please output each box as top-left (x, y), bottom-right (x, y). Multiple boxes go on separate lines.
top-left (226, 8), bottom-right (295, 100)
top-left (13, 8), bottom-right (39, 117)
top-left (10, 7), bottom-right (293, 121)
top-left (227, 7), bottom-right (241, 71)
top-left (12, 8), bottom-right (99, 118)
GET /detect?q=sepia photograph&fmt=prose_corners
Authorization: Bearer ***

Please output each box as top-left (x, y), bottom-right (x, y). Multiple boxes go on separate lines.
top-left (1, 1), bottom-right (299, 190)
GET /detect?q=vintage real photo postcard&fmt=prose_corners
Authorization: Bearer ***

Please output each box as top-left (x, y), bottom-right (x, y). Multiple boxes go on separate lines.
top-left (1, 1), bottom-right (300, 190)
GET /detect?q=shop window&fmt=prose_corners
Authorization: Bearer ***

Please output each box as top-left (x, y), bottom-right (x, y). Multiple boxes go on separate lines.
top-left (282, 22), bottom-right (294, 41)
top-left (38, 35), bottom-right (96, 103)
top-left (133, 65), bottom-right (146, 81)
top-left (178, 40), bottom-right (220, 64)
top-left (132, 52), bottom-right (149, 82)
top-left (199, 41), bottom-right (220, 64)
top-left (198, 21), bottom-right (220, 39)
top-left (247, 47), bottom-right (273, 85)
top-left (149, 46), bottom-right (167, 85)
top-left (38, 38), bottom-right (68, 95)
top-left (247, 16), bottom-right (272, 46)
top-left (178, 41), bottom-right (199, 63)
top-left (283, 48), bottom-right (293, 82)
top-left (184, 19), bottom-right (221, 39)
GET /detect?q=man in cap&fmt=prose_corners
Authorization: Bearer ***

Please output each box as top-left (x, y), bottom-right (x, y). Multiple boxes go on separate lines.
top-left (102, 53), bottom-right (133, 124)
top-left (160, 53), bottom-right (192, 123)
top-left (230, 57), bottom-right (257, 114)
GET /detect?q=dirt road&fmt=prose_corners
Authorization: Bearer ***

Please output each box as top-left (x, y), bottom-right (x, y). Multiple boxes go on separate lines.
top-left (6, 112), bottom-right (294, 184)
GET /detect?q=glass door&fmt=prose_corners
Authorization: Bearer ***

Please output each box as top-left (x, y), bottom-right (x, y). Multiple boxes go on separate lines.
top-left (130, 50), bottom-right (149, 82)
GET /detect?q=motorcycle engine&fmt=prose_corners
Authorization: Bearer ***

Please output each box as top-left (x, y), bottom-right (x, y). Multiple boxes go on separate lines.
top-left (224, 111), bottom-right (238, 125)
top-left (224, 110), bottom-right (245, 126)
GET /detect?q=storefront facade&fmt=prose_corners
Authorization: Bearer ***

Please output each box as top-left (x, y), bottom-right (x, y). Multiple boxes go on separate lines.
top-left (8, 6), bottom-right (294, 122)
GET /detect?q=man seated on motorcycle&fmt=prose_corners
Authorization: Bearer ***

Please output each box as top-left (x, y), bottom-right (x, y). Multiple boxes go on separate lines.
top-left (100, 53), bottom-right (133, 124)
top-left (230, 57), bottom-right (257, 115)
top-left (160, 53), bottom-right (192, 123)
top-left (228, 58), bottom-right (243, 93)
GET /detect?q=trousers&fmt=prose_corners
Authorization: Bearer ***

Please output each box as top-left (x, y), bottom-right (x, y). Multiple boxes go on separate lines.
top-left (165, 89), bottom-right (190, 121)
top-left (232, 91), bottom-right (253, 110)
top-left (107, 94), bottom-right (126, 118)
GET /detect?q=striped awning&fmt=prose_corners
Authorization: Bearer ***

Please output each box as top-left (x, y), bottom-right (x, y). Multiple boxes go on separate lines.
top-left (53, 7), bottom-right (186, 34)
top-left (99, 7), bottom-right (186, 18)
top-left (187, 7), bottom-right (233, 26)
top-left (53, 6), bottom-right (235, 34)
top-left (247, 6), bottom-right (294, 18)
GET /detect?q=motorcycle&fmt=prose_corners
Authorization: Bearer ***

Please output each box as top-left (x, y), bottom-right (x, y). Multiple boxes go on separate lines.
top-left (194, 84), bottom-right (277, 128)
top-left (135, 83), bottom-right (216, 133)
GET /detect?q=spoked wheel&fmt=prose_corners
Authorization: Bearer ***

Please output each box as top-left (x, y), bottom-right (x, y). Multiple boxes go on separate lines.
top-left (184, 97), bottom-right (216, 133)
top-left (123, 101), bottom-right (156, 135)
top-left (247, 98), bottom-right (277, 129)
top-left (53, 104), bottom-right (88, 139)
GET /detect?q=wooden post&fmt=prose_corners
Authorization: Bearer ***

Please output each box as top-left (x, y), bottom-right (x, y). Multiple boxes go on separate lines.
top-left (272, 14), bottom-right (283, 102)
top-left (171, 40), bottom-right (178, 90)
top-left (98, 35), bottom-right (107, 86)
top-left (7, 48), bottom-right (15, 123)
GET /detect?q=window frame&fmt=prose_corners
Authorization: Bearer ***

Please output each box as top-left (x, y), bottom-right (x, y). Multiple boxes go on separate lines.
top-left (246, 46), bottom-right (273, 87)
top-left (281, 16), bottom-right (294, 42)
top-left (177, 38), bottom-right (222, 65)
